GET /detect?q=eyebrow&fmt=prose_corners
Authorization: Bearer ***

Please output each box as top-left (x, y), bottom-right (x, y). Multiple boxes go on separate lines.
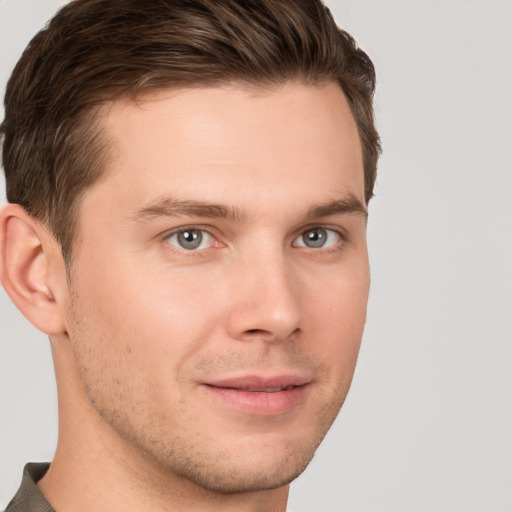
top-left (306, 194), bottom-right (367, 220)
top-left (129, 198), bottom-right (247, 223)
top-left (129, 193), bottom-right (367, 224)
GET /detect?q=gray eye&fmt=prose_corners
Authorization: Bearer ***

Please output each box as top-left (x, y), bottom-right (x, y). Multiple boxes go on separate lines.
top-left (177, 230), bottom-right (202, 250)
top-left (165, 229), bottom-right (215, 251)
top-left (176, 229), bottom-right (203, 250)
top-left (302, 228), bottom-right (328, 248)
top-left (294, 227), bottom-right (341, 249)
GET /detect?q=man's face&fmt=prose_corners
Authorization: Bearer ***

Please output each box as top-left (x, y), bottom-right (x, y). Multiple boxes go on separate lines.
top-left (62, 82), bottom-right (369, 492)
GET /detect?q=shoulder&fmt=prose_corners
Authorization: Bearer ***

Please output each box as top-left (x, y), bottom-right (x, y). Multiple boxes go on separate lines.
top-left (4, 463), bottom-right (54, 512)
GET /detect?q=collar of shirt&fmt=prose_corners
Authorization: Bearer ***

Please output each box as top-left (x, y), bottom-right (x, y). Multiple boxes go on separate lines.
top-left (4, 463), bottom-right (54, 512)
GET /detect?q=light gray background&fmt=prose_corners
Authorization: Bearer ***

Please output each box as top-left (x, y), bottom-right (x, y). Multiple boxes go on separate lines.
top-left (1, 1), bottom-right (511, 511)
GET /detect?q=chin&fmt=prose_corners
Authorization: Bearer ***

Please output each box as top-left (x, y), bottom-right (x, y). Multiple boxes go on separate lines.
top-left (153, 426), bottom-right (326, 495)
top-left (172, 447), bottom-right (314, 495)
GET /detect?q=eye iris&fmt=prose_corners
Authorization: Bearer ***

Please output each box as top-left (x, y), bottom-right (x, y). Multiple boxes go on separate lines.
top-left (177, 230), bottom-right (202, 250)
top-left (303, 228), bottom-right (327, 248)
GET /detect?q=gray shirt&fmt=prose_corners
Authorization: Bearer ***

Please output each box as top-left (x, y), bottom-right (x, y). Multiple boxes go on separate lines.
top-left (4, 463), bottom-right (54, 512)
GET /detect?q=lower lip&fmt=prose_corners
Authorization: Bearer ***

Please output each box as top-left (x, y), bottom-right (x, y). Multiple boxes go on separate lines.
top-left (202, 384), bottom-right (309, 416)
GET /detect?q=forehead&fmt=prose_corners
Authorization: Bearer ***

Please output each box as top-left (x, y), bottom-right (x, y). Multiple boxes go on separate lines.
top-left (88, 82), bottom-right (364, 216)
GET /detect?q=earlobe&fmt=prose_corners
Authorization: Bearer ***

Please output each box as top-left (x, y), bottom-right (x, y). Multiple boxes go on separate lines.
top-left (0, 204), bottom-right (67, 335)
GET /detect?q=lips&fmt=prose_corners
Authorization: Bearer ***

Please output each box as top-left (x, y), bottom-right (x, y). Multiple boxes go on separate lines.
top-left (201, 375), bottom-right (310, 415)
top-left (205, 374), bottom-right (309, 389)
top-left (237, 384), bottom-right (296, 392)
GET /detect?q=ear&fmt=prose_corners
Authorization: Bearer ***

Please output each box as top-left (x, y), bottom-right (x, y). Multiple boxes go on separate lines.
top-left (0, 203), bottom-right (67, 335)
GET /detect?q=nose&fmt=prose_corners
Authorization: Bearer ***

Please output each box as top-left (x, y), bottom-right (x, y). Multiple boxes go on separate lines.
top-left (226, 249), bottom-right (301, 343)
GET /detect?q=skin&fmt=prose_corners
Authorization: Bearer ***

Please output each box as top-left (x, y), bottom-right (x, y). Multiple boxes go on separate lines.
top-left (0, 81), bottom-right (370, 512)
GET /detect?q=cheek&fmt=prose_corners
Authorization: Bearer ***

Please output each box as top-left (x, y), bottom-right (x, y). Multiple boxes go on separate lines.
top-left (306, 265), bottom-right (369, 373)
top-left (68, 258), bottom-right (230, 381)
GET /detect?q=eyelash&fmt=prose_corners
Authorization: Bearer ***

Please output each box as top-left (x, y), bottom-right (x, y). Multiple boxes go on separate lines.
top-left (162, 225), bottom-right (221, 253)
top-left (161, 225), bottom-right (347, 254)
top-left (292, 226), bottom-right (345, 251)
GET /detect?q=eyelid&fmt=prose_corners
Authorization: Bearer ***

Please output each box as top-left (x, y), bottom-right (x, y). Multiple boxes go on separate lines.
top-left (162, 225), bottom-right (222, 251)
top-left (159, 223), bottom-right (347, 253)
top-left (292, 225), bottom-right (346, 249)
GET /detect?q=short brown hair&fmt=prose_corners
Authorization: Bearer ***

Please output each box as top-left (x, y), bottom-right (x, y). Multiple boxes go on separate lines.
top-left (1, 0), bottom-right (380, 262)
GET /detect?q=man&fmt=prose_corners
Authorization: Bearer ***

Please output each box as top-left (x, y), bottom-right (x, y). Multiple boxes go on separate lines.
top-left (0, 0), bottom-right (380, 510)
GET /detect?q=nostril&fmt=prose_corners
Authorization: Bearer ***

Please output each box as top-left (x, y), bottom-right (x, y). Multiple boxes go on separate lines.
top-left (240, 327), bottom-right (300, 342)
top-left (244, 329), bottom-right (270, 336)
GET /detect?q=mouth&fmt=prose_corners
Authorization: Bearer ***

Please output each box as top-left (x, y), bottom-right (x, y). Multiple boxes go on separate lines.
top-left (229, 384), bottom-right (298, 392)
top-left (201, 375), bottom-right (310, 416)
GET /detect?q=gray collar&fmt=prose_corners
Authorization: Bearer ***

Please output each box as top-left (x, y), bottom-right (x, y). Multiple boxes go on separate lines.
top-left (4, 463), bottom-right (55, 512)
